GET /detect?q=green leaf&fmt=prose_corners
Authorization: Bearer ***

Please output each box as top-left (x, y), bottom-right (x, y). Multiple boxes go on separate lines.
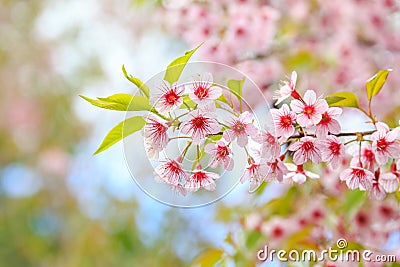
top-left (122, 65), bottom-right (150, 98)
top-left (366, 69), bottom-right (392, 100)
top-left (325, 92), bottom-right (360, 108)
top-left (190, 248), bottom-right (224, 267)
top-left (164, 42), bottom-right (203, 84)
top-left (227, 78), bottom-right (245, 101)
top-left (245, 230), bottom-right (262, 249)
top-left (94, 116), bottom-right (146, 155)
top-left (80, 94), bottom-right (152, 111)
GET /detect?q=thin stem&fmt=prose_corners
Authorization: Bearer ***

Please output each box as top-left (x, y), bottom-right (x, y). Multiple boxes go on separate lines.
top-left (150, 109), bottom-right (170, 121)
top-left (169, 136), bottom-right (192, 141)
top-left (288, 129), bottom-right (377, 140)
top-left (183, 101), bottom-right (192, 111)
top-left (180, 141), bottom-right (192, 160)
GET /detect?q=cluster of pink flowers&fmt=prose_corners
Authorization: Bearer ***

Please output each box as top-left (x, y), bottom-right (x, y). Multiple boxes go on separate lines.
top-left (156, 0), bottom-right (400, 117)
top-left (144, 70), bottom-right (400, 199)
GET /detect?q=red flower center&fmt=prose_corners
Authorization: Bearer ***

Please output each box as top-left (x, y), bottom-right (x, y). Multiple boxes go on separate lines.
top-left (194, 85), bottom-right (209, 99)
top-left (364, 149), bottom-right (374, 162)
top-left (234, 122), bottom-right (245, 133)
top-left (191, 116), bottom-right (207, 130)
top-left (303, 105), bottom-right (315, 116)
top-left (352, 168), bottom-right (366, 178)
top-left (280, 115), bottom-right (292, 128)
top-left (319, 112), bottom-right (332, 125)
top-left (165, 90), bottom-right (179, 104)
top-left (192, 171), bottom-right (207, 182)
top-left (301, 141), bottom-right (315, 151)
top-left (377, 138), bottom-right (388, 151)
top-left (217, 145), bottom-right (229, 158)
top-left (166, 161), bottom-right (182, 174)
top-left (329, 142), bottom-right (341, 155)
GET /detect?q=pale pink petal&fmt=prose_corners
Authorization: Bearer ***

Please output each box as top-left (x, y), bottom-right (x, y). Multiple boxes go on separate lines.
top-left (310, 113), bottom-right (323, 125)
top-left (237, 133), bottom-right (248, 147)
top-left (290, 99), bottom-right (304, 113)
top-left (340, 168), bottom-right (353, 181)
top-left (288, 141), bottom-right (302, 151)
top-left (314, 99), bottom-right (329, 113)
top-left (379, 173), bottom-right (399, 193)
top-left (223, 129), bottom-right (235, 142)
top-left (240, 111), bottom-right (253, 124)
top-left (346, 177), bottom-right (359, 190)
top-left (296, 114), bottom-right (310, 127)
top-left (207, 86), bottom-right (222, 99)
top-left (224, 158), bottom-right (234, 171)
top-left (315, 125), bottom-right (328, 139)
top-left (328, 107), bottom-right (342, 117)
top-left (376, 122), bottom-right (389, 133)
top-left (329, 119), bottom-right (341, 134)
top-left (204, 143), bottom-right (215, 154)
top-left (303, 90), bottom-right (317, 105)
top-left (293, 150), bottom-right (307, 165)
top-left (208, 120), bottom-right (222, 134)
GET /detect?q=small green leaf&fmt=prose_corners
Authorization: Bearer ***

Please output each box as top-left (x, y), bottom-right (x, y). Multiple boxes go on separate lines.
top-left (122, 65), bottom-right (150, 98)
top-left (326, 92), bottom-right (360, 108)
top-left (164, 42), bottom-right (204, 84)
top-left (366, 69), bottom-right (392, 100)
top-left (190, 248), bottom-right (224, 267)
top-left (80, 94), bottom-right (152, 111)
top-left (94, 116), bottom-right (146, 155)
top-left (227, 78), bottom-right (245, 101)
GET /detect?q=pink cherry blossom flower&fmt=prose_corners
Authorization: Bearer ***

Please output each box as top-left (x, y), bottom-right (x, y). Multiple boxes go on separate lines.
top-left (155, 158), bottom-right (188, 186)
top-left (253, 130), bottom-right (280, 161)
top-left (348, 143), bottom-right (376, 170)
top-left (371, 122), bottom-right (400, 165)
top-left (283, 163), bottom-right (320, 184)
top-left (340, 167), bottom-right (374, 191)
top-left (189, 73), bottom-right (222, 107)
top-left (223, 111), bottom-right (258, 147)
top-left (270, 104), bottom-right (296, 140)
top-left (290, 90), bottom-right (329, 127)
top-left (274, 71), bottom-right (298, 104)
top-left (152, 81), bottom-right (184, 113)
top-left (315, 107), bottom-right (342, 138)
top-left (320, 135), bottom-right (346, 168)
top-left (266, 159), bottom-right (288, 182)
top-left (204, 140), bottom-right (234, 171)
top-left (185, 166), bottom-right (220, 192)
top-left (180, 111), bottom-right (222, 145)
top-left (288, 136), bottom-right (323, 165)
top-left (144, 115), bottom-right (168, 152)
top-left (240, 159), bottom-right (270, 186)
